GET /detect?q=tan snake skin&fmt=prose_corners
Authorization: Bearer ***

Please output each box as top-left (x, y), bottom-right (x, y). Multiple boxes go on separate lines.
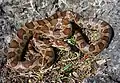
top-left (6, 10), bottom-right (112, 71)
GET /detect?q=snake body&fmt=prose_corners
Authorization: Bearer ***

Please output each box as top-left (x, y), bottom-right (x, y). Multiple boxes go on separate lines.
top-left (6, 10), bottom-right (112, 71)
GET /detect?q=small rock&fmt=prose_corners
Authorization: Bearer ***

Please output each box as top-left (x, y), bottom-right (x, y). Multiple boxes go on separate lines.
top-left (72, 71), bottom-right (79, 78)
top-left (96, 59), bottom-right (106, 66)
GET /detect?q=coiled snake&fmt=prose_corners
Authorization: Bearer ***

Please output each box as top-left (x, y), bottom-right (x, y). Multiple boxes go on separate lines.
top-left (6, 10), bottom-right (113, 72)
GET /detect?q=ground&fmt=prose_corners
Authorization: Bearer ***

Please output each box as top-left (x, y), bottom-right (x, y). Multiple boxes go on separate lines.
top-left (0, 0), bottom-right (120, 83)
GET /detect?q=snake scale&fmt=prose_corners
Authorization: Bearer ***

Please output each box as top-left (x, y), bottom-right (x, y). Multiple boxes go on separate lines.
top-left (6, 10), bottom-right (113, 72)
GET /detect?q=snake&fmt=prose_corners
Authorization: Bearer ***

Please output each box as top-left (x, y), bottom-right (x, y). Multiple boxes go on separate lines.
top-left (6, 10), bottom-right (113, 72)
